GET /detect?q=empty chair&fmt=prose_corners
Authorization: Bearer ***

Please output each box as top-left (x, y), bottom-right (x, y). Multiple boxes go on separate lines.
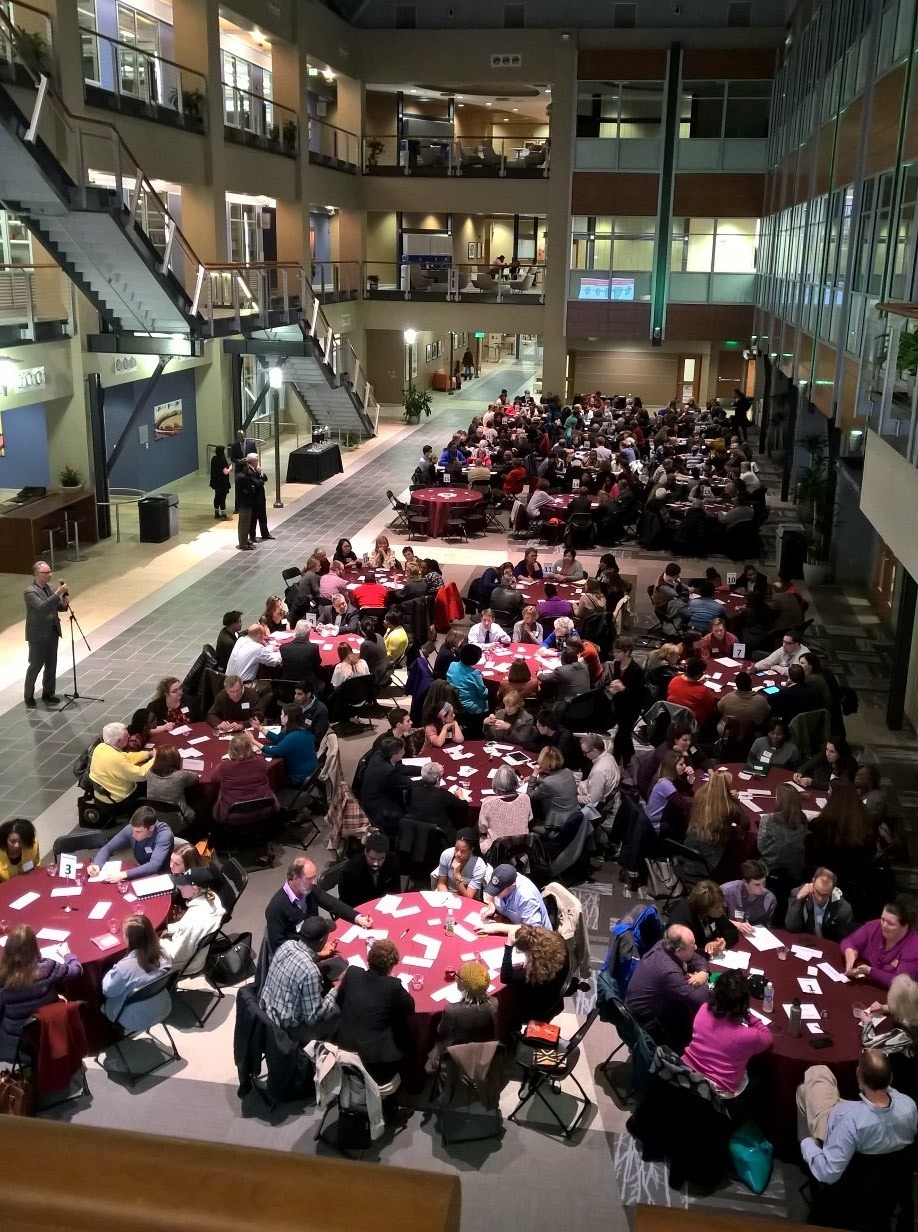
top-left (508, 1010), bottom-right (599, 1139)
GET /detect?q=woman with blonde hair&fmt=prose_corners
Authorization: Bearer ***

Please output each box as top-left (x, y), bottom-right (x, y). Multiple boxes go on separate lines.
top-left (861, 974), bottom-right (918, 1064)
top-left (526, 744), bottom-right (578, 831)
top-left (425, 959), bottom-right (497, 1073)
top-left (512, 605), bottom-right (543, 645)
top-left (211, 731), bottom-right (278, 820)
top-left (101, 914), bottom-right (171, 1031)
top-left (645, 643), bottom-right (681, 698)
top-left (500, 923), bottom-right (570, 1029)
top-left (148, 676), bottom-right (185, 732)
top-left (0, 924), bottom-right (81, 1057)
top-left (368, 534), bottom-right (399, 571)
top-left (682, 768), bottom-right (746, 879)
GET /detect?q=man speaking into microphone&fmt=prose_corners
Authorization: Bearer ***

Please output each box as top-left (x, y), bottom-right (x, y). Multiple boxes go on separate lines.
top-left (24, 560), bottom-right (69, 708)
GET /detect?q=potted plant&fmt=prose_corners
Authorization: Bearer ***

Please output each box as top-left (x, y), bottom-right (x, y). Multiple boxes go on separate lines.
top-left (796, 432), bottom-right (835, 585)
top-left (59, 465), bottom-right (84, 488)
top-left (15, 27), bottom-right (52, 77)
top-left (282, 118), bottom-right (297, 153)
top-left (402, 384), bottom-right (432, 424)
top-left (365, 137), bottom-right (385, 168)
top-left (169, 87), bottom-right (205, 124)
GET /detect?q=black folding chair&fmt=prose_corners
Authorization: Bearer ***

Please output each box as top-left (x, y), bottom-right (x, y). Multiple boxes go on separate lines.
top-left (99, 972), bottom-right (182, 1085)
top-left (508, 1009), bottom-right (599, 1138)
top-left (386, 490), bottom-right (409, 532)
top-left (329, 674), bottom-right (377, 729)
top-left (169, 930), bottom-right (226, 1027)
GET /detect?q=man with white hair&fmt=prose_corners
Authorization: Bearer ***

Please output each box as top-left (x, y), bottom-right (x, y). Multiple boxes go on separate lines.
top-left (279, 619), bottom-right (321, 685)
top-left (542, 615), bottom-right (574, 650)
top-left (23, 559), bottom-right (70, 708)
top-left (88, 721), bottom-right (154, 807)
top-left (226, 622), bottom-right (282, 682)
top-left (235, 452), bottom-right (267, 550)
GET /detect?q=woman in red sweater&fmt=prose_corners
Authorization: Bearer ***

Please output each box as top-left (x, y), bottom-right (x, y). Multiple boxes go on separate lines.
top-left (212, 732), bottom-right (278, 821)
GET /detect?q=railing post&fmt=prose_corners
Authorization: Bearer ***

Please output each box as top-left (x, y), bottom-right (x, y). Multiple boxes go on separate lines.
top-left (323, 325), bottom-right (334, 367)
top-left (191, 263), bottom-right (205, 316)
top-left (24, 74), bottom-right (49, 143)
top-left (160, 218), bottom-right (175, 274)
top-left (129, 168), bottom-right (144, 222)
top-left (25, 270), bottom-right (35, 340)
top-left (310, 297), bottom-right (320, 337)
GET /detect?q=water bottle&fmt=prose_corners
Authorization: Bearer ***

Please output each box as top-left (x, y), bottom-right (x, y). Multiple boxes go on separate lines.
top-left (445, 907), bottom-right (455, 936)
top-left (762, 980), bottom-right (775, 1015)
top-left (788, 998), bottom-right (802, 1038)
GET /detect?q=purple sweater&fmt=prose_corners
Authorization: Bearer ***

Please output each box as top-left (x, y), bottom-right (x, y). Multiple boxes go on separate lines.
top-left (841, 921), bottom-right (918, 990)
top-left (682, 1003), bottom-right (773, 1094)
top-left (0, 956), bottom-right (82, 1054)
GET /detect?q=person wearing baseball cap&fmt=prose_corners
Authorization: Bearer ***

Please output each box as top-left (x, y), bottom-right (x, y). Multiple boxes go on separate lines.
top-left (259, 916), bottom-right (342, 1043)
top-left (478, 863), bottom-right (551, 931)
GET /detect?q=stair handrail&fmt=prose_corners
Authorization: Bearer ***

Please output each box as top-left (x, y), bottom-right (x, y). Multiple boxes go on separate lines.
top-left (0, 12), bottom-right (258, 334)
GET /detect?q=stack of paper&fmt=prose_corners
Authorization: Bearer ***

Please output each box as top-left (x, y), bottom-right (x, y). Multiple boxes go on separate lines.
top-left (710, 950), bottom-right (751, 971)
top-left (374, 894), bottom-right (403, 915)
top-left (132, 874), bottom-right (175, 898)
top-left (745, 927), bottom-right (786, 953)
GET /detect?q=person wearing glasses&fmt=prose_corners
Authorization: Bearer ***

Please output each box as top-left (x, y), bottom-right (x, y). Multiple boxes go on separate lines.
top-left (754, 632), bottom-right (810, 676)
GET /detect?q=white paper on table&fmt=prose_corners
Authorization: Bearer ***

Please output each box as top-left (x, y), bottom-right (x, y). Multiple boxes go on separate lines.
top-left (480, 789), bottom-right (495, 797)
top-left (132, 874), bottom-right (175, 897)
top-left (807, 1022), bottom-right (824, 1035)
top-left (88, 900), bottom-right (112, 920)
top-left (798, 978), bottom-right (822, 995)
top-left (452, 923), bottom-right (478, 943)
top-left (123, 893), bottom-right (137, 902)
top-left (476, 945), bottom-right (506, 970)
top-left (460, 952), bottom-right (476, 961)
top-left (339, 924), bottom-right (361, 944)
top-left (37, 927), bottom-right (71, 942)
top-left (374, 894), bottom-right (403, 915)
top-left (704, 681), bottom-right (723, 693)
top-left (787, 780), bottom-right (806, 793)
top-left (457, 766), bottom-right (477, 778)
top-left (40, 944), bottom-right (68, 961)
top-left (346, 954), bottom-right (368, 970)
top-left (430, 983), bottom-right (464, 1004)
top-left (390, 905), bottom-right (421, 919)
top-left (783, 1002), bottom-right (820, 1020)
top-left (490, 743), bottom-right (515, 752)
top-left (420, 890), bottom-right (462, 909)
top-left (402, 757), bottom-right (432, 769)
top-left (358, 928), bottom-right (389, 941)
top-left (715, 656), bottom-right (738, 667)
top-left (9, 891), bottom-right (40, 910)
top-left (815, 797), bottom-right (828, 809)
top-left (748, 1008), bottom-right (771, 1025)
top-left (88, 861), bottom-right (122, 884)
top-left (187, 735), bottom-right (209, 746)
top-left (170, 724), bottom-right (192, 736)
top-left (807, 966), bottom-right (819, 976)
top-left (745, 927), bottom-right (785, 952)
top-left (791, 944), bottom-right (823, 961)
top-left (818, 962), bottom-right (849, 984)
top-left (412, 934), bottom-right (443, 960)
top-left (427, 917), bottom-right (442, 927)
top-left (746, 789), bottom-right (772, 797)
top-left (396, 972), bottom-right (413, 990)
top-left (464, 910), bottom-right (487, 928)
top-left (737, 772), bottom-right (752, 781)
top-left (710, 671), bottom-right (723, 681)
top-left (741, 798), bottom-right (762, 813)
top-left (710, 950), bottom-right (750, 971)
top-left (49, 886), bottom-right (82, 898)
top-left (402, 955), bottom-right (433, 969)
top-left (802, 810), bottom-right (820, 821)
top-left (750, 968), bottom-right (765, 976)
top-left (486, 768), bottom-right (499, 780)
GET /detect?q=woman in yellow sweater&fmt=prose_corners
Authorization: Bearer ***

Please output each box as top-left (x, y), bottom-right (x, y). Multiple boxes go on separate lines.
top-left (0, 819), bottom-right (41, 881)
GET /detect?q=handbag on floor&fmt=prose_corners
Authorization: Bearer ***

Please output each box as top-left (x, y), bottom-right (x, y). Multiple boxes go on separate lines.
top-left (729, 1121), bottom-right (773, 1194)
top-left (0, 1070), bottom-right (34, 1117)
top-left (206, 931), bottom-right (255, 985)
top-left (645, 858), bottom-right (682, 900)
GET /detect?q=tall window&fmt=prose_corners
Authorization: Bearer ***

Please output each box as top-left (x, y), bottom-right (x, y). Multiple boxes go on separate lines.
top-left (576, 82), bottom-right (664, 139)
top-left (116, 3), bottom-right (160, 103)
top-left (223, 52), bottom-right (273, 135)
top-left (77, 0), bottom-right (99, 85)
top-left (679, 81), bottom-right (770, 140)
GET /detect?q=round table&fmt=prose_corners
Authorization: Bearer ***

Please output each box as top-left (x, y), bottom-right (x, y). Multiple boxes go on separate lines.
top-left (512, 578), bottom-right (585, 606)
top-left (420, 739), bottom-right (534, 812)
top-left (0, 868), bottom-right (172, 1044)
top-left (734, 929), bottom-right (864, 1156)
top-left (331, 890), bottom-right (508, 1087)
top-left (718, 763), bottom-right (822, 834)
top-left (271, 628), bottom-right (364, 669)
top-left (149, 719), bottom-right (286, 809)
top-left (542, 494), bottom-right (601, 521)
top-left (669, 499), bottom-right (733, 521)
top-left (409, 487), bottom-right (483, 538)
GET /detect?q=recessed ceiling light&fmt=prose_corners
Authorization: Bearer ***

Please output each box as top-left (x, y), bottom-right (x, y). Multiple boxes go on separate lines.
top-left (486, 102), bottom-right (492, 107)
top-left (409, 88), bottom-right (418, 94)
top-left (457, 103), bottom-right (464, 108)
top-left (512, 107), bottom-right (519, 112)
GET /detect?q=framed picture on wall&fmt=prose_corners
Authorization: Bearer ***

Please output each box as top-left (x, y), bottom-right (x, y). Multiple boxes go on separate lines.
top-left (467, 242), bottom-right (476, 261)
top-left (153, 398), bottom-right (183, 439)
top-left (425, 343), bottom-right (432, 363)
top-left (476, 242), bottom-right (485, 260)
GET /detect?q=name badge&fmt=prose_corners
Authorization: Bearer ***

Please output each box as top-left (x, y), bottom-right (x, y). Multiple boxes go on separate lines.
top-left (22, 861), bottom-right (34, 873)
top-left (241, 702), bottom-right (250, 710)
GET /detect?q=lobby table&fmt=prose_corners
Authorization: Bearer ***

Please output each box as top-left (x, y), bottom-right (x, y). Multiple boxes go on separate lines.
top-left (332, 890), bottom-right (510, 1087)
top-left (150, 720), bottom-right (285, 809)
top-left (285, 443), bottom-right (343, 484)
top-left (409, 487), bottom-right (482, 537)
top-left (419, 739), bottom-right (535, 814)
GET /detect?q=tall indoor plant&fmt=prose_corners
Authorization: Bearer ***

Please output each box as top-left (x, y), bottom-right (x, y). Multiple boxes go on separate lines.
top-left (402, 384), bottom-right (432, 424)
top-left (796, 432), bottom-right (835, 585)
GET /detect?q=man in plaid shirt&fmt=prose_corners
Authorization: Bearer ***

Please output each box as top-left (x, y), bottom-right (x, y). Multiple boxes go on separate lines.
top-left (260, 918), bottom-right (342, 1042)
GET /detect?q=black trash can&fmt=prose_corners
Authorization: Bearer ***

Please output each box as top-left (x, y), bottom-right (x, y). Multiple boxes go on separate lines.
top-left (138, 493), bottom-right (179, 543)
top-left (775, 521), bottom-right (806, 579)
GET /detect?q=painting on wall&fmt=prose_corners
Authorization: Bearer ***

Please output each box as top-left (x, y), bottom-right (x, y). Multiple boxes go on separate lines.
top-left (0, 410), bottom-right (4, 456)
top-left (153, 398), bottom-right (184, 439)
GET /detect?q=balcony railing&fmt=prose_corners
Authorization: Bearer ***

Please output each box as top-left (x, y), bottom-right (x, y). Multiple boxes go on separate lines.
top-left (308, 118), bottom-right (360, 172)
top-left (310, 260), bottom-right (360, 301)
top-left (79, 27), bottom-right (207, 133)
top-left (223, 83), bottom-right (298, 157)
top-left (0, 1), bottom-right (53, 88)
top-left (364, 261), bottom-right (545, 303)
top-left (0, 263), bottom-right (71, 339)
top-left (364, 133), bottom-right (549, 177)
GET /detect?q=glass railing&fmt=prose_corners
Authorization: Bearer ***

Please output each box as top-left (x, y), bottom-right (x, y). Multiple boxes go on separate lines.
top-left (223, 83), bottom-right (298, 156)
top-left (310, 259), bottom-right (360, 300)
top-left (0, 263), bottom-right (70, 335)
top-left (308, 118), bottom-right (360, 171)
top-left (363, 133), bottom-right (550, 177)
top-left (857, 309), bottom-right (918, 465)
top-left (364, 261), bottom-right (545, 302)
top-left (79, 27), bottom-right (207, 132)
top-left (0, 0), bottom-right (52, 86)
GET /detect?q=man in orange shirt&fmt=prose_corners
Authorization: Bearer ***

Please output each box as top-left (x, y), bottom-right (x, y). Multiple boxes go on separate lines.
top-left (666, 656), bottom-right (717, 730)
top-left (568, 634), bottom-right (603, 685)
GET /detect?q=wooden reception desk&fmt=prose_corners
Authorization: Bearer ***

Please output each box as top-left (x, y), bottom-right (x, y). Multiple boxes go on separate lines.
top-left (0, 489), bottom-right (98, 573)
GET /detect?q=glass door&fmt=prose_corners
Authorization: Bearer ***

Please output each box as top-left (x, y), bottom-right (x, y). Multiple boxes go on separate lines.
top-left (116, 3), bottom-right (160, 103)
top-left (77, 0), bottom-right (100, 85)
top-left (227, 201), bottom-right (262, 264)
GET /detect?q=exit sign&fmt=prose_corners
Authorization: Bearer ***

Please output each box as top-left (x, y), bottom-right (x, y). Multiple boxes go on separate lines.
top-left (475, 331), bottom-right (485, 339)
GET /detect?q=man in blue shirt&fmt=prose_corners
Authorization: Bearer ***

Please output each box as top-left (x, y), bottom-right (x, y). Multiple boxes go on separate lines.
top-left (479, 864), bottom-right (551, 930)
top-left (685, 580), bottom-right (726, 633)
top-left (86, 805), bottom-right (174, 882)
top-left (798, 1049), bottom-right (917, 1183)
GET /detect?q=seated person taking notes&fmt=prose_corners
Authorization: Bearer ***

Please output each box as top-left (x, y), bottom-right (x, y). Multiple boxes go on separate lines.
top-left (87, 806), bottom-right (174, 882)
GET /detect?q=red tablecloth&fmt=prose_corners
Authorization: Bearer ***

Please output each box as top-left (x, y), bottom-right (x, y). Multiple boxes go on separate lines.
top-left (542, 494), bottom-right (601, 521)
top-left (420, 739), bottom-right (534, 812)
top-left (512, 578), bottom-right (586, 606)
top-left (149, 720), bottom-right (285, 808)
top-left (669, 499), bottom-right (733, 521)
top-left (477, 640), bottom-right (559, 685)
top-left (331, 890), bottom-right (508, 1087)
top-left (271, 629), bottom-right (363, 669)
top-left (409, 487), bottom-right (483, 537)
top-left (0, 868), bottom-right (171, 1043)
top-left (733, 929), bottom-right (863, 1156)
top-left (718, 762), bottom-right (821, 833)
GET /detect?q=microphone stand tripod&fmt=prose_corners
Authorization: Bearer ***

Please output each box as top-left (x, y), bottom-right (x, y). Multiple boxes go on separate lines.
top-left (57, 605), bottom-right (105, 713)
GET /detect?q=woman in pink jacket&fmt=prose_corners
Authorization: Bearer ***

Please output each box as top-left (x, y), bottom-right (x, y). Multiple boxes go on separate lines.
top-left (682, 969), bottom-right (773, 1097)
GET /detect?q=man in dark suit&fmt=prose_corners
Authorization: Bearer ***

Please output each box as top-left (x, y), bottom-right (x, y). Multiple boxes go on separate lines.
top-left (360, 737), bottom-right (413, 840)
top-left (235, 454), bottom-right (262, 550)
top-left (768, 663), bottom-right (824, 725)
top-left (24, 560), bottom-right (69, 707)
top-left (230, 429), bottom-right (257, 468)
top-left (280, 620), bottom-right (321, 688)
top-left (249, 458), bottom-right (274, 542)
top-left (215, 609), bottom-right (243, 670)
top-left (337, 832), bottom-right (402, 908)
top-left (264, 856), bottom-right (372, 952)
top-left (317, 594), bottom-right (360, 633)
top-left (333, 939), bottom-right (416, 1081)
